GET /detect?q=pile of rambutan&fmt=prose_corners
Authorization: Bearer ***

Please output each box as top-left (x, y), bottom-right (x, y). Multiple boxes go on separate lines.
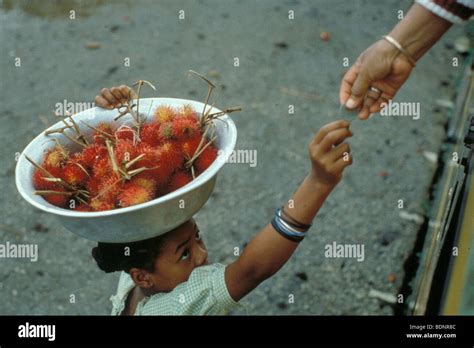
top-left (31, 105), bottom-right (218, 212)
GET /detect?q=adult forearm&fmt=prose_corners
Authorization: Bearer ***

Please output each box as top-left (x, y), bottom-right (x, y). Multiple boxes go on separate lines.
top-left (389, 3), bottom-right (452, 60)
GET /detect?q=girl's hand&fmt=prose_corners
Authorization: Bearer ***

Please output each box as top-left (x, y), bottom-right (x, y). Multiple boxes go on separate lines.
top-left (308, 120), bottom-right (353, 188)
top-left (94, 85), bottom-right (136, 109)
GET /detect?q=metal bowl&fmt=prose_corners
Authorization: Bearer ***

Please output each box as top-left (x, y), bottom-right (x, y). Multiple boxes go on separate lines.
top-left (15, 98), bottom-right (237, 243)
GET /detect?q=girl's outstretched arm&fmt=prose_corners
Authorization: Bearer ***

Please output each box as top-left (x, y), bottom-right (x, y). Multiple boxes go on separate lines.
top-left (225, 120), bottom-right (353, 301)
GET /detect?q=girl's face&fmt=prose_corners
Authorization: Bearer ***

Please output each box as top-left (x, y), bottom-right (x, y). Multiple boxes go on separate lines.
top-left (147, 219), bottom-right (208, 292)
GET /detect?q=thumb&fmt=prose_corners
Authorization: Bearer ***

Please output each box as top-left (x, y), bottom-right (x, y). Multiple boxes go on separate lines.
top-left (345, 71), bottom-right (371, 110)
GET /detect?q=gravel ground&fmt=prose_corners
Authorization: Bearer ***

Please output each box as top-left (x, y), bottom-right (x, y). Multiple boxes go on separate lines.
top-left (0, 0), bottom-right (464, 315)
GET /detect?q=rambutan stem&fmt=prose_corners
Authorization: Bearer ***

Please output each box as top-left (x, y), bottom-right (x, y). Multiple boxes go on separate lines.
top-left (80, 121), bottom-right (115, 142)
top-left (188, 70), bottom-right (216, 127)
top-left (124, 154), bottom-right (145, 169)
top-left (24, 155), bottom-right (75, 191)
top-left (45, 125), bottom-right (73, 135)
top-left (34, 190), bottom-right (74, 196)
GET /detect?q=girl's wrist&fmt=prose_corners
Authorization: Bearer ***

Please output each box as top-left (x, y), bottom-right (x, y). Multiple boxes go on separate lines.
top-left (307, 172), bottom-right (336, 195)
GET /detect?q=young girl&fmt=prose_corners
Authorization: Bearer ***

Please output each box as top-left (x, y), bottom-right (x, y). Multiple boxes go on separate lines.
top-left (92, 86), bottom-right (353, 315)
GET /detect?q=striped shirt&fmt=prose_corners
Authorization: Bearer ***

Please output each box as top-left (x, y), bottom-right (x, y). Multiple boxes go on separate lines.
top-left (416, 0), bottom-right (474, 23)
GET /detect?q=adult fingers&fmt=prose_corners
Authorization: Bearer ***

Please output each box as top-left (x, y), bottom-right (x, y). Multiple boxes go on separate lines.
top-left (339, 65), bottom-right (358, 105)
top-left (345, 68), bottom-right (371, 110)
top-left (369, 93), bottom-right (392, 113)
top-left (358, 88), bottom-right (380, 120)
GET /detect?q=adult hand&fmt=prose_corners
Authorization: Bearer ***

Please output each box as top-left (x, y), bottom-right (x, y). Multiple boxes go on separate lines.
top-left (339, 39), bottom-right (415, 120)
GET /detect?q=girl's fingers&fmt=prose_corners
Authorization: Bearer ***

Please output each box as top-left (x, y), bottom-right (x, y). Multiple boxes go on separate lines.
top-left (95, 96), bottom-right (113, 109)
top-left (319, 128), bottom-right (353, 152)
top-left (110, 87), bottom-right (124, 103)
top-left (312, 120), bottom-right (350, 145)
top-left (327, 142), bottom-right (351, 163)
top-left (332, 155), bottom-right (353, 173)
top-left (101, 88), bottom-right (118, 105)
top-left (118, 85), bottom-right (134, 100)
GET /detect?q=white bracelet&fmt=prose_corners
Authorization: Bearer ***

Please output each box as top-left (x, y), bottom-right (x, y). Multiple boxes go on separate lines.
top-left (382, 35), bottom-right (417, 67)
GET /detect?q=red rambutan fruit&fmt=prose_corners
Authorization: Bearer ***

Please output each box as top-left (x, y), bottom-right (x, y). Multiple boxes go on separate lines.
top-left (194, 146), bottom-right (218, 174)
top-left (179, 135), bottom-right (203, 159)
top-left (32, 167), bottom-right (62, 190)
top-left (140, 122), bottom-right (162, 146)
top-left (172, 116), bottom-right (200, 141)
top-left (133, 143), bottom-right (158, 169)
top-left (129, 176), bottom-right (158, 193)
top-left (86, 175), bottom-right (102, 196)
top-left (92, 157), bottom-right (112, 178)
top-left (117, 182), bottom-right (154, 207)
top-left (114, 140), bottom-right (138, 165)
top-left (115, 125), bottom-right (136, 142)
top-left (93, 122), bottom-right (114, 145)
top-left (62, 162), bottom-right (89, 186)
top-left (70, 152), bottom-right (86, 167)
top-left (89, 197), bottom-right (115, 211)
top-left (43, 188), bottom-right (70, 208)
top-left (178, 104), bottom-right (199, 121)
top-left (159, 122), bottom-right (175, 140)
top-left (43, 146), bottom-right (68, 169)
top-left (154, 105), bottom-right (175, 123)
top-left (134, 142), bottom-right (182, 188)
top-left (156, 142), bottom-right (184, 173)
top-left (75, 204), bottom-right (91, 212)
top-left (98, 176), bottom-right (122, 201)
top-left (82, 144), bottom-right (108, 168)
top-left (168, 170), bottom-right (193, 192)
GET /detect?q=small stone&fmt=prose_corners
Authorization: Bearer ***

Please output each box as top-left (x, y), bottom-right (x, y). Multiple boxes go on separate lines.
top-left (379, 231), bottom-right (397, 246)
top-left (454, 36), bottom-right (470, 54)
top-left (295, 272), bottom-right (308, 281)
top-left (387, 273), bottom-right (397, 283)
top-left (274, 42), bottom-right (288, 49)
top-left (379, 170), bottom-right (389, 178)
top-left (208, 70), bottom-right (220, 78)
top-left (109, 25), bottom-right (120, 32)
top-left (435, 99), bottom-right (454, 109)
top-left (320, 31), bottom-right (330, 41)
top-left (12, 289), bottom-right (18, 296)
top-left (85, 41), bottom-right (101, 49)
top-left (444, 42), bottom-right (454, 50)
top-left (34, 223), bottom-right (48, 233)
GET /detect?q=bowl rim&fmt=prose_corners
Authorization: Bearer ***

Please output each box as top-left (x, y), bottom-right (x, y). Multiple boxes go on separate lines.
top-left (15, 97), bottom-right (237, 218)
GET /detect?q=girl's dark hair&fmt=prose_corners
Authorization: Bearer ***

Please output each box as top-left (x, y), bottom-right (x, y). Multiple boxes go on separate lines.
top-left (92, 234), bottom-right (165, 274)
